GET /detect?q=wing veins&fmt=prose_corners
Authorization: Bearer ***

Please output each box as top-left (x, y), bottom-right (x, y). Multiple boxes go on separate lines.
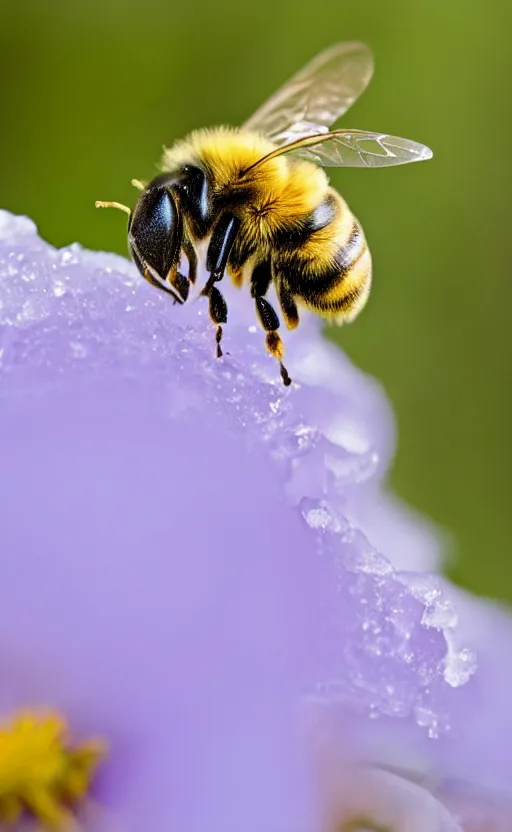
top-left (241, 129), bottom-right (433, 174)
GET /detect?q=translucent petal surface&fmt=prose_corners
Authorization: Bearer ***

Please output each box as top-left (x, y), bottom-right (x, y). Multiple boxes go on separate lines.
top-left (0, 211), bottom-right (510, 830)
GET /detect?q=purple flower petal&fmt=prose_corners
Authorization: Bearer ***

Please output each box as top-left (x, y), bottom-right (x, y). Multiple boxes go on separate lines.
top-left (0, 210), bottom-right (510, 830)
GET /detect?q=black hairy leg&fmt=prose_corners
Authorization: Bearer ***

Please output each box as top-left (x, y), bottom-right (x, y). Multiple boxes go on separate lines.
top-left (274, 269), bottom-right (300, 330)
top-left (208, 286), bottom-right (228, 358)
top-left (169, 265), bottom-right (191, 302)
top-left (182, 235), bottom-right (198, 285)
top-left (200, 213), bottom-right (240, 359)
top-left (251, 260), bottom-right (292, 387)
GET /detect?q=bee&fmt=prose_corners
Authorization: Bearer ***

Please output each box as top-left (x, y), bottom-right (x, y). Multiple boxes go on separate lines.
top-left (97, 42), bottom-right (432, 386)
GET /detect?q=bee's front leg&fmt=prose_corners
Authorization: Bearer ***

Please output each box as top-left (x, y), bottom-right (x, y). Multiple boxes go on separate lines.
top-left (208, 286), bottom-right (228, 358)
top-left (169, 266), bottom-right (191, 302)
top-left (201, 213), bottom-right (240, 358)
top-left (143, 266), bottom-right (184, 306)
top-left (181, 236), bottom-right (198, 285)
top-left (205, 214), bottom-right (241, 280)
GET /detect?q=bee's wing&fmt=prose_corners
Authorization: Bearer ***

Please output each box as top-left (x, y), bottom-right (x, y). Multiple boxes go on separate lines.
top-left (244, 130), bottom-right (433, 173)
top-left (243, 42), bottom-right (374, 145)
top-left (294, 129), bottom-right (433, 167)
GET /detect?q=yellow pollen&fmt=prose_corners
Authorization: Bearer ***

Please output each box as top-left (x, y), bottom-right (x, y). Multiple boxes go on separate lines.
top-left (0, 710), bottom-right (106, 829)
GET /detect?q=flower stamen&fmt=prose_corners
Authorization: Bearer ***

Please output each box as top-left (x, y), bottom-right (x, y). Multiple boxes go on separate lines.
top-left (0, 710), bottom-right (106, 829)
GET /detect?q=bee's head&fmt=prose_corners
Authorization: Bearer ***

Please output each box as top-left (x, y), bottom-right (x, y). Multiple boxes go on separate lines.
top-left (127, 175), bottom-right (183, 290)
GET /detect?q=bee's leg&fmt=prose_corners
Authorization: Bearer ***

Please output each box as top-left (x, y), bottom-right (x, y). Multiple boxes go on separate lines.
top-left (182, 236), bottom-right (198, 285)
top-left (251, 260), bottom-right (292, 387)
top-left (170, 269), bottom-right (190, 301)
top-left (166, 237), bottom-right (197, 302)
top-left (275, 275), bottom-right (300, 330)
top-left (256, 298), bottom-right (292, 387)
top-left (166, 263), bottom-right (191, 302)
top-left (201, 213), bottom-right (241, 297)
top-left (200, 214), bottom-right (240, 357)
top-left (206, 214), bottom-right (241, 280)
top-left (143, 266), bottom-right (184, 305)
top-left (208, 285), bottom-right (228, 358)
top-left (227, 239), bottom-right (256, 289)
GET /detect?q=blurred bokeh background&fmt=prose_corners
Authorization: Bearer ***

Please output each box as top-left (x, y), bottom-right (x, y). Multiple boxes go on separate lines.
top-left (0, 0), bottom-right (510, 600)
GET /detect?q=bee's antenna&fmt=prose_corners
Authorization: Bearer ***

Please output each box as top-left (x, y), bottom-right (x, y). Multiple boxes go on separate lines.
top-left (95, 201), bottom-right (131, 216)
top-left (131, 179), bottom-right (146, 191)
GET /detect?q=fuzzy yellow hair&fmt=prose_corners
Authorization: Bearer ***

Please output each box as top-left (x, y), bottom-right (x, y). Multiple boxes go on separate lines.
top-left (162, 126), bottom-right (329, 242)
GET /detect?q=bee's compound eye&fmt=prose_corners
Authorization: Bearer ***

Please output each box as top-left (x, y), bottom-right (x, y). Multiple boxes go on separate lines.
top-left (128, 183), bottom-right (181, 281)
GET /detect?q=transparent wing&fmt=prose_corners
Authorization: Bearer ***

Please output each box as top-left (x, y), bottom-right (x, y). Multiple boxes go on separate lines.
top-left (243, 42), bottom-right (374, 146)
top-left (295, 129), bottom-right (434, 167)
top-left (243, 130), bottom-right (433, 175)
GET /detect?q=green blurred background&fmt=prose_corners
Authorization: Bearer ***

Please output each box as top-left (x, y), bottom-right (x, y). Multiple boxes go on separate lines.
top-left (1, 0), bottom-right (510, 600)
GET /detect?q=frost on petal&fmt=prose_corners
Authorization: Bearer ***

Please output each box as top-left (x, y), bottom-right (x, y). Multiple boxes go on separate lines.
top-left (0, 210), bottom-right (511, 830)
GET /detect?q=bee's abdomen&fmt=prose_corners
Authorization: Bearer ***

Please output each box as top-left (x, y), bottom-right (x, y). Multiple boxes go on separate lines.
top-left (279, 190), bottom-right (372, 324)
top-left (274, 193), bottom-right (338, 248)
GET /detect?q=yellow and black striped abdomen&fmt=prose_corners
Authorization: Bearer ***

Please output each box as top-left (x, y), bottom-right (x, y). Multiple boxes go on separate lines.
top-left (275, 189), bottom-right (372, 325)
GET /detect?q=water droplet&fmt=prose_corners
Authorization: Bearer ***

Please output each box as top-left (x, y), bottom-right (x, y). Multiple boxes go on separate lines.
top-left (342, 529), bottom-right (393, 576)
top-left (414, 705), bottom-right (442, 738)
top-left (59, 250), bottom-right (79, 266)
top-left (422, 598), bottom-right (458, 630)
top-left (326, 447), bottom-right (379, 486)
top-left (70, 342), bottom-right (88, 359)
top-left (324, 413), bottom-right (371, 454)
top-left (300, 497), bottom-right (348, 533)
top-left (444, 647), bottom-right (477, 687)
top-left (294, 424), bottom-right (319, 452)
